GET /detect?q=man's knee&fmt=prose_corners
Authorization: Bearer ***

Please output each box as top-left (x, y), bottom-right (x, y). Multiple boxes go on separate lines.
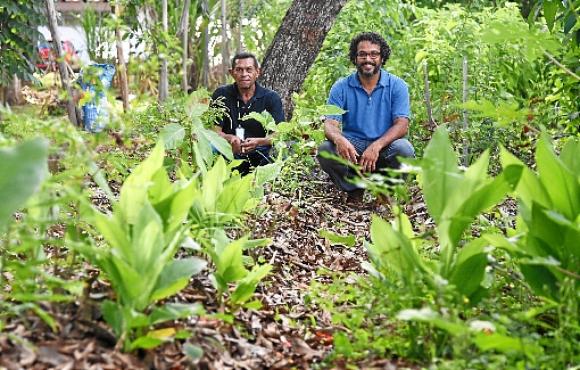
top-left (390, 138), bottom-right (415, 158)
top-left (317, 140), bottom-right (337, 162)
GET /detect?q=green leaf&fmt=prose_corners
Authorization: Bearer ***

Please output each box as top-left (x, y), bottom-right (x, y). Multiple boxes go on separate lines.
top-left (129, 336), bottom-right (164, 351)
top-left (118, 142), bottom-right (165, 225)
top-left (450, 239), bottom-right (488, 298)
top-left (230, 264), bottom-right (272, 304)
top-left (160, 123), bottom-right (186, 150)
top-left (536, 135), bottom-right (579, 221)
top-left (149, 303), bottom-right (204, 325)
top-left (199, 127), bottom-right (233, 160)
top-left (319, 229), bottom-right (356, 247)
top-left (101, 300), bottom-right (123, 337)
top-left (151, 258), bottom-right (207, 302)
top-left (183, 343), bottom-right (204, 360)
top-left (318, 104), bottom-right (346, 116)
top-left (0, 138), bottom-right (48, 231)
top-left (421, 127), bottom-right (460, 224)
top-left (543, 0), bottom-right (559, 31)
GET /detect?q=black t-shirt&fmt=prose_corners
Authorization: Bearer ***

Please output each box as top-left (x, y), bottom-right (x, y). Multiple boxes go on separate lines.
top-left (211, 83), bottom-right (285, 139)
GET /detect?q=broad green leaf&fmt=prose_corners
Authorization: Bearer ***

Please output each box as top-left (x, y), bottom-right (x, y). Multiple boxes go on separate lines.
top-left (450, 239), bottom-right (488, 298)
top-left (500, 147), bottom-right (550, 209)
top-left (214, 238), bottom-right (248, 286)
top-left (201, 157), bottom-right (227, 212)
top-left (242, 111), bottom-right (276, 131)
top-left (129, 336), bottom-right (164, 351)
top-left (397, 307), bottom-right (467, 336)
top-left (560, 138), bottom-right (580, 175)
top-left (101, 300), bottom-right (123, 337)
top-left (473, 332), bottom-right (539, 356)
top-left (160, 123), bottom-right (186, 150)
top-left (421, 127), bottom-right (460, 224)
top-left (543, 0), bottom-right (560, 31)
top-left (118, 142), bottom-right (165, 225)
top-left (254, 162), bottom-right (282, 187)
top-left (317, 104), bottom-right (346, 116)
top-left (149, 303), bottom-right (204, 325)
top-left (151, 258), bottom-right (207, 302)
top-left (369, 215), bottom-right (424, 283)
top-left (536, 135), bottom-right (580, 220)
top-left (319, 229), bottom-right (356, 247)
top-left (0, 138), bottom-right (48, 231)
top-left (230, 264), bottom-right (272, 304)
top-left (199, 127), bottom-right (233, 160)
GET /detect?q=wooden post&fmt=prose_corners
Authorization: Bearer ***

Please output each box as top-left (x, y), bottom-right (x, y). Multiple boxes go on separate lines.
top-left (201, 0), bottom-right (210, 87)
top-left (45, 0), bottom-right (78, 126)
top-left (462, 55), bottom-right (469, 167)
top-left (423, 61), bottom-right (435, 129)
top-left (115, 3), bottom-right (129, 111)
top-left (220, 0), bottom-right (230, 84)
top-left (159, 0), bottom-right (169, 102)
top-left (180, 0), bottom-right (191, 93)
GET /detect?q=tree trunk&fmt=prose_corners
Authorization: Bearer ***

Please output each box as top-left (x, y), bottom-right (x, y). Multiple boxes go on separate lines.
top-left (45, 0), bottom-right (78, 126)
top-left (115, 3), bottom-right (129, 111)
top-left (259, 0), bottom-right (347, 119)
top-left (237, 0), bottom-right (243, 53)
top-left (220, 0), bottom-right (230, 84)
top-left (159, 0), bottom-right (169, 102)
top-left (180, 0), bottom-right (191, 93)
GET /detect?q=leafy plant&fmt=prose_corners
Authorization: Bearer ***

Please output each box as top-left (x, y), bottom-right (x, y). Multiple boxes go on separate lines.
top-left (208, 230), bottom-right (272, 309)
top-left (77, 142), bottom-right (206, 351)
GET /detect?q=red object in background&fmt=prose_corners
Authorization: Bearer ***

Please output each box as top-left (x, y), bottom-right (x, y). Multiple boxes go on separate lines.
top-left (36, 40), bottom-right (76, 70)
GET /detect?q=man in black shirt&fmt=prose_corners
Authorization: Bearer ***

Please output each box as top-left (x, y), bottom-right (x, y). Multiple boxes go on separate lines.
top-left (211, 52), bottom-right (284, 175)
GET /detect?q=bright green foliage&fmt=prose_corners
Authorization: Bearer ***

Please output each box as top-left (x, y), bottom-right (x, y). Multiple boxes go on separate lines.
top-left (208, 230), bottom-right (272, 307)
top-left (420, 127), bottom-right (514, 278)
top-left (0, 1), bottom-right (44, 84)
top-left (494, 136), bottom-right (580, 301)
top-left (77, 142), bottom-right (207, 350)
top-left (0, 139), bottom-right (48, 232)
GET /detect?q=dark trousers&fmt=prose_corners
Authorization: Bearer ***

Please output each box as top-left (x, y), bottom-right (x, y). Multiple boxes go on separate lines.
top-left (317, 137), bottom-right (415, 192)
top-left (234, 145), bottom-right (272, 175)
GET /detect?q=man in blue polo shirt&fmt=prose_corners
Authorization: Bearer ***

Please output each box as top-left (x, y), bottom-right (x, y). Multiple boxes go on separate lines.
top-left (317, 32), bottom-right (415, 203)
top-left (212, 52), bottom-right (284, 175)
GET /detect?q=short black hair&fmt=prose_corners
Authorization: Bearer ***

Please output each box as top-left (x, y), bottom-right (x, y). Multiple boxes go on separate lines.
top-left (231, 52), bottom-right (260, 69)
top-left (349, 32), bottom-right (391, 66)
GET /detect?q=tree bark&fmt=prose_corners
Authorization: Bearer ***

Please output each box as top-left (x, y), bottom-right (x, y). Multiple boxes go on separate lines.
top-left (159, 0), bottom-right (169, 102)
top-left (45, 0), bottom-right (78, 126)
top-left (259, 0), bottom-right (347, 119)
top-left (115, 3), bottom-right (129, 111)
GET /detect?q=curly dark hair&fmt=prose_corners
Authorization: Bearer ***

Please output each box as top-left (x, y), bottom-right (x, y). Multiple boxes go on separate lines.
top-left (349, 32), bottom-right (391, 66)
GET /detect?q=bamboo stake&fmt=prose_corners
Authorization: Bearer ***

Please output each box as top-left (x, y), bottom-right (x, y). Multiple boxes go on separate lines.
top-left (159, 0), bottom-right (169, 102)
top-left (45, 0), bottom-right (78, 126)
top-left (423, 60), bottom-right (435, 129)
top-left (115, 3), bottom-right (129, 111)
top-left (201, 0), bottom-right (210, 87)
top-left (462, 55), bottom-right (469, 167)
top-left (180, 0), bottom-right (191, 93)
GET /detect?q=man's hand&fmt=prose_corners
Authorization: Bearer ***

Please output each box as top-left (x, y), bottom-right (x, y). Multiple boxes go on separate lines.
top-left (359, 142), bottom-right (382, 172)
top-left (335, 137), bottom-right (359, 163)
top-left (227, 135), bottom-right (242, 154)
top-left (241, 137), bottom-right (265, 153)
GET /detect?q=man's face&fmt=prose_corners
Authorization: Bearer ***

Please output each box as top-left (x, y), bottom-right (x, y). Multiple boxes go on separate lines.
top-left (355, 40), bottom-right (382, 78)
top-left (230, 58), bottom-right (260, 90)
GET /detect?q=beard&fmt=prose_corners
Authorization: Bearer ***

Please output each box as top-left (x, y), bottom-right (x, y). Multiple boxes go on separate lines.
top-left (357, 61), bottom-right (380, 78)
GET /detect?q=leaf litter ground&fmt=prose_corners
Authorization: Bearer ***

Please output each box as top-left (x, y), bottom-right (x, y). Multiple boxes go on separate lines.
top-left (1, 163), bottom-right (433, 370)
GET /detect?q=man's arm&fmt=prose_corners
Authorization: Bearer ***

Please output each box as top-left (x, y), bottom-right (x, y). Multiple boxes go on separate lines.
top-left (324, 119), bottom-right (358, 163)
top-left (358, 117), bottom-right (409, 172)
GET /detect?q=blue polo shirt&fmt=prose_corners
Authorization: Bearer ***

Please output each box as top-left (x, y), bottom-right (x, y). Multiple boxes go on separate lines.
top-left (326, 70), bottom-right (410, 141)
